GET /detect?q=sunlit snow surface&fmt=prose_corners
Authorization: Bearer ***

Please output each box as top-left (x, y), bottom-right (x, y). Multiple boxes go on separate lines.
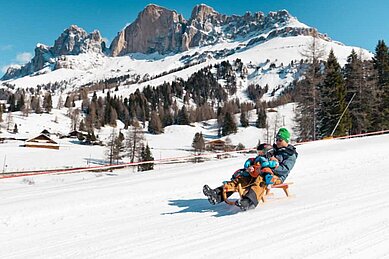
top-left (1, 134), bottom-right (389, 258)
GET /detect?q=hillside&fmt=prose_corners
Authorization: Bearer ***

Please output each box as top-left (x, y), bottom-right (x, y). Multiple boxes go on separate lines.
top-left (1, 134), bottom-right (389, 258)
top-left (0, 103), bottom-right (295, 172)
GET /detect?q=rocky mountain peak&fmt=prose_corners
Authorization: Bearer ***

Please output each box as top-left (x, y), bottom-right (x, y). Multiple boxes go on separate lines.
top-left (52, 25), bottom-right (104, 56)
top-left (143, 4), bottom-right (168, 14)
top-left (109, 4), bottom-right (321, 57)
top-left (1, 25), bottom-right (106, 80)
top-left (190, 4), bottom-right (218, 22)
top-left (109, 4), bottom-right (186, 56)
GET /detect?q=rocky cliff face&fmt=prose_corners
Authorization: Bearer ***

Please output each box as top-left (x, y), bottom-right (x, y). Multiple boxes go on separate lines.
top-left (182, 4), bottom-right (227, 50)
top-left (52, 25), bottom-right (104, 56)
top-left (109, 4), bottom-right (328, 56)
top-left (110, 4), bottom-right (186, 56)
top-left (2, 25), bottom-right (105, 80)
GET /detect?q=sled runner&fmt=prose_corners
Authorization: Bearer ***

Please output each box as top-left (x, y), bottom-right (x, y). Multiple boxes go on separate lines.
top-left (222, 182), bottom-right (293, 205)
top-left (262, 182), bottom-right (293, 202)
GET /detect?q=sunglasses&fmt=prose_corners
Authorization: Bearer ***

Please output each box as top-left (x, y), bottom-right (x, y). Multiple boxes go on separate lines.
top-left (276, 137), bottom-right (283, 142)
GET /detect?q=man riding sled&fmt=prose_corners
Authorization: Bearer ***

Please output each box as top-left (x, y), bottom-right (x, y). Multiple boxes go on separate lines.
top-left (203, 128), bottom-right (298, 211)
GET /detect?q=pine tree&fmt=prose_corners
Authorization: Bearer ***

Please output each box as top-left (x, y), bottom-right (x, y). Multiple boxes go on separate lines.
top-left (362, 60), bottom-right (380, 132)
top-left (64, 95), bottom-right (71, 108)
top-left (113, 132), bottom-right (125, 164)
top-left (373, 40), bottom-right (389, 86)
top-left (222, 112), bottom-right (237, 136)
top-left (138, 144), bottom-right (154, 171)
top-left (16, 94), bottom-right (25, 112)
top-left (96, 97), bottom-right (104, 128)
top-left (176, 106), bottom-right (190, 125)
top-left (8, 94), bottom-right (16, 112)
top-left (85, 102), bottom-right (97, 131)
top-left (294, 78), bottom-right (316, 141)
top-left (192, 132), bottom-right (205, 163)
top-left (255, 105), bottom-right (267, 128)
top-left (148, 111), bottom-right (163, 134)
top-left (0, 104), bottom-right (3, 123)
top-left (109, 107), bottom-right (118, 127)
top-left (34, 96), bottom-right (42, 114)
top-left (162, 108), bottom-right (174, 127)
top-left (373, 40), bottom-right (389, 129)
top-left (344, 50), bottom-right (369, 134)
top-left (43, 93), bottom-right (53, 113)
top-left (192, 132), bottom-right (205, 153)
top-left (240, 110), bottom-right (249, 127)
top-left (57, 95), bottom-right (64, 109)
top-left (318, 50), bottom-right (348, 138)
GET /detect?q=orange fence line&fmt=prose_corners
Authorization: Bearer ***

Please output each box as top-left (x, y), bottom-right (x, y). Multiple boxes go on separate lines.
top-left (0, 148), bottom-right (256, 180)
top-left (2, 129), bottom-right (388, 180)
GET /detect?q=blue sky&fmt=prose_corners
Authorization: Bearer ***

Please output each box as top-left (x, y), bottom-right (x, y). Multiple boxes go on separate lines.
top-left (1, 0), bottom-right (388, 75)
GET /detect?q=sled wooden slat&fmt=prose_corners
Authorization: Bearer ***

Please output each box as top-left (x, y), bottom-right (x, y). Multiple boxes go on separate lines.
top-left (222, 183), bottom-right (244, 205)
top-left (263, 182), bottom-right (293, 202)
top-left (223, 182), bottom-right (294, 205)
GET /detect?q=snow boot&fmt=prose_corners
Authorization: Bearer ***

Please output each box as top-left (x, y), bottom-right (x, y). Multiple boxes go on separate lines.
top-left (235, 198), bottom-right (255, 211)
top-left (203, 185), bottom-right (221, 205)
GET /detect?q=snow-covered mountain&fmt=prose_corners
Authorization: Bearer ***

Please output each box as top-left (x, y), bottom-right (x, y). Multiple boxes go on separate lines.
top-left (2, 25), bottom-right (106, 80)
top-left (1, 4), bottom-right (371, 94)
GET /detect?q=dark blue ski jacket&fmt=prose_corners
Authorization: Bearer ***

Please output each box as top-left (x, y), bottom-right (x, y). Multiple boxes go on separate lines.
top-left (272, 144), bottom-right (298, 182)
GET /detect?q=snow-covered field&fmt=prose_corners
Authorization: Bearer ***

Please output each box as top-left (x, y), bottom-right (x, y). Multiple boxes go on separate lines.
top-left (1, 103), bottom-right (295, 172)
top-left (1, 134), bottom-right (389, 258)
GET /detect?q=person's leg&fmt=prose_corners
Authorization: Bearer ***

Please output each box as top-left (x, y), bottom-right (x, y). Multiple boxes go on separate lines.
top-left (203, 184), bottom-right (223, 205)
top-left (204, 176), bottom-right (253, 205)
top-left (236, 176), bottom-right (271, 210)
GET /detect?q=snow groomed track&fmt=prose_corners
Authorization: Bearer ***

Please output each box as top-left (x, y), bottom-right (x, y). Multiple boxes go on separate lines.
top-left (1, 135), bottom-right (389, 258)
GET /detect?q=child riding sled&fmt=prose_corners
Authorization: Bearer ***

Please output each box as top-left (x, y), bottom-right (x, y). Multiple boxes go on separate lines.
top-left (203, 128), bottom-right (298, 211)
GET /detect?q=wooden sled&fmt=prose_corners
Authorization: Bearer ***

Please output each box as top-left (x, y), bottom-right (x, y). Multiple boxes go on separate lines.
top-left (222, 183), bottom-right (245, 205)
top-left (262, 182), bottom-right (293, 203)
top-left (222, 182), bottom-right (293, 205)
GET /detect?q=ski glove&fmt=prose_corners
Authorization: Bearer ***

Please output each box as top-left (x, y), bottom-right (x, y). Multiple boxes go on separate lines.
top-left (265, 174), bottom-right (275, 185)
top-left (261, 160), bottom-right (279, 168)
top-left (254, 156), bottom-right (268, 165)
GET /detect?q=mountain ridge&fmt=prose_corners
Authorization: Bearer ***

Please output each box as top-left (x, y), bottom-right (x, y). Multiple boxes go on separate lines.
top-left (1, 4), bottom-right (328, 81)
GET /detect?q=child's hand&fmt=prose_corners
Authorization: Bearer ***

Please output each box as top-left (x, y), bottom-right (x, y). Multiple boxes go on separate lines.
top-left (246, 166), bottom-right (254, 173)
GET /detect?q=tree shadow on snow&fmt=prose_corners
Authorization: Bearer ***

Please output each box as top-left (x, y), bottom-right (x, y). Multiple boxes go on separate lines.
top-left (163, 198), bottom-right (241, 217)
top-left (84, 158), bottom-right (108, 165)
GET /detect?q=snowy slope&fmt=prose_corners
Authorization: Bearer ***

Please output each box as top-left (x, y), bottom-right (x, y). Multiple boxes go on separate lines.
top-left (1, 35), bottom-right (371, 94)
top-left (1, 103), bottom-right (295, 172)
top-left (1, 134), bottom-right (389, 258)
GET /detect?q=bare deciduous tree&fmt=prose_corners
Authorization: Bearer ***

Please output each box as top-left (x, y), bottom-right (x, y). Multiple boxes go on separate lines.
top-left (126, 120), bottom-right (145, 163)
top-left (296, 31), bottom-right (326, 140)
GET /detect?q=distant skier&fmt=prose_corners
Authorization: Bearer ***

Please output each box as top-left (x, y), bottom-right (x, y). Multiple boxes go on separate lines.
top-left (203, 128), bottom-right (298, 211)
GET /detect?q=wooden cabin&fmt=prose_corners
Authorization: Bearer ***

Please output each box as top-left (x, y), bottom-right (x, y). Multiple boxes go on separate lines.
top-left (25, 134), bottom-right (59, 150)
top-left (206, 139), bottom-right (226, 151)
